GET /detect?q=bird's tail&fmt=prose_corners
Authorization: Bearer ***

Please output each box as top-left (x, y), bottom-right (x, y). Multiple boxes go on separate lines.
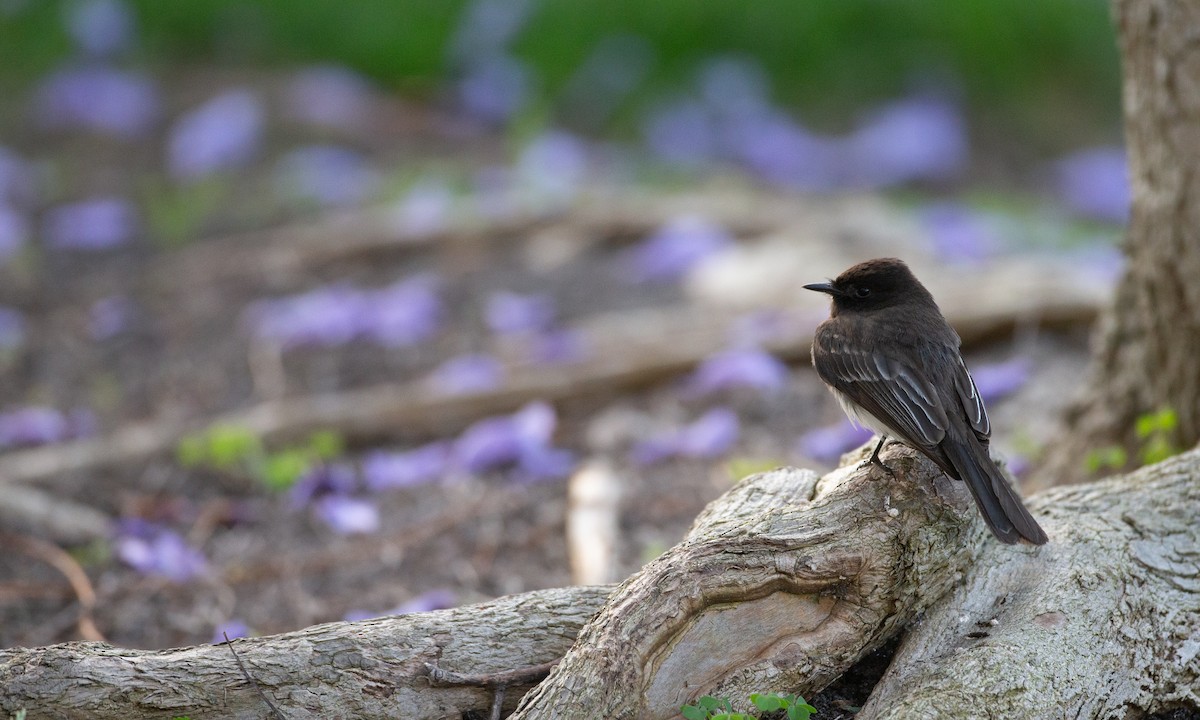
top-left (941, 435), bottom-right (1048, 545)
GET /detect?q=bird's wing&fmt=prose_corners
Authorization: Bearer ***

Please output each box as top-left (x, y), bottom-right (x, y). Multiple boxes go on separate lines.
top-left (953, 356), bottom-right (991, 441)
top-left (813, 333), bottom-right (949, 448)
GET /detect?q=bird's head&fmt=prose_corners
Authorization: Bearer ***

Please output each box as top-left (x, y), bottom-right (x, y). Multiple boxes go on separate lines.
top-left (804, 257), bottom-right (929, 314)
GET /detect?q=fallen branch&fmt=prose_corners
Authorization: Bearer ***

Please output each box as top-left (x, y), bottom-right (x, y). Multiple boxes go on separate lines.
top-left (3, 448), bottom-right (1198, 718)
top-left (0, 264), bottom-right (1101, 488)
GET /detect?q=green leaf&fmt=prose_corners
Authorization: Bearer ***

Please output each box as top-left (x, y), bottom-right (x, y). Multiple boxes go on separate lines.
top-left (698, 696), bottom-right (722, 713)
top-left (307, 430), bottom-right (344, 460)
top-left (176, 435), bottom-right (207, 467)
top-left (206, 424), bottom-right (262, 469)
top-left (680, 705), bottom-right (708, 720)
top-left (261, 450), bottom-right (311, 491)
top-left (751, 693), bottom-right (784, 712)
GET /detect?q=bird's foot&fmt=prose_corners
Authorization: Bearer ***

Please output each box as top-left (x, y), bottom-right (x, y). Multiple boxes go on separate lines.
top-left (858, 436), bottom-right (895, 477)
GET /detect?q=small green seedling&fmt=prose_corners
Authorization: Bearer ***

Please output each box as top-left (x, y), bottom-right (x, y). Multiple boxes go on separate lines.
top-left (681, 692), bottom-right (816, 720)
top-left (177, 424), bottom-right (344, 490)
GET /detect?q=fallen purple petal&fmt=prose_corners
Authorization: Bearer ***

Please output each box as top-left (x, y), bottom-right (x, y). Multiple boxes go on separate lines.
top-left (797, 421), bottom-right (874, 464)
top-left (211, 619), bottom-right (250, 643)
top-left (114, 523), bottom-right (207, 583)
top-left (0, 306), bottom-right (25, 349)
top-left (274, 145), bottom-right (380, 208)
top-left (66, 0), bottom-right (135, 57)
top-left (970, 358), bottom-right (1032, 404)
top-left (457, 53), bottom-right (532, 124)
top-left (685, 348), bottom-right (789, 397)
top-left (515, 130), bottom-right (589, 206)
top-left (847, 96), bottom-right (968, 186)
top-left (88, 294), bottom-right (135, 340)
top-left (43, 197), bottom-right (137, 250)
top-left (34, 65), bottom-right (159, 137)
top-left (449, 0), bottom-right (534, 64)
top-left (362, 276), bottom-right (444, 347)
top-left (429, 354), bottom-right (504, 395)
top-left (454, 401), bottom-right (565, 476)
top-left (393, 180), bottom-right (455, 237)
top-left (516, 444), bottom-right (576, 481)
top-left (246, 284), bottom-right (367, 349)
top-left (0, 147), bottom-right (37, 207)
top-left (485, 291), bottom-right (556, 335)
top-left (285, 65), bottom-right (373, 130)
top-left (0, 206), bottom-right (29, 261)
top-left (919, 202), bottom-right (1002, 264)
top-left (720, 109), bottom-right (839, 190)
top-left (167, 89), bottom-right (264, 181)
top-left (361, 442), bottom-right (452, 491)
top-left (392, 589), bottom-right (457, 614)
top-left (0, 406), bottom-right (79, 447)
top-left (527, 328), bottom-right (589, 365)
top-left (314, 495), bottom-right (380, 535)
top-left (288, 462), bottom-right (358, 508)
top-left (1055, 147), bottom-right (1130, 224)
top-left (621, 215), bottom-right (733, 283)
top-left (642, 98), bottom-right (718, 166)
top-left (678, 407), bottom-right (740, 459)
top-left (631, 408), bottom-right (741, 465)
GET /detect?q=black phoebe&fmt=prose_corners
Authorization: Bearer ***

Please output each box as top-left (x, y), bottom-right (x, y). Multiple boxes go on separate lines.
top-left (805, 258), bottom-right (1047, 545)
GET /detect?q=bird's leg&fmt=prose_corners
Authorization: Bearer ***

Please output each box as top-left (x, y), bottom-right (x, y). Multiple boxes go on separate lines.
top-left (860, 435), bottom-right (895, 476)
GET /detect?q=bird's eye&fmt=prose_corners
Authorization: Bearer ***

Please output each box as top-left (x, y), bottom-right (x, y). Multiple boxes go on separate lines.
top-left (854, 286), bottom-right (872, 298)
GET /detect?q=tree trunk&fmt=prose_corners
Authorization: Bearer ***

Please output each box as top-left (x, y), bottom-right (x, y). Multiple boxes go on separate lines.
top-left (5, 447), bottom-right (1200, 719)
top-left (1037, 0), bottom-right (1200, 488)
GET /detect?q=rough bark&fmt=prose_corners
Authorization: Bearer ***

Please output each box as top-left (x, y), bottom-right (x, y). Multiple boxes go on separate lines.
top-left (3, 448), bottom-right (1200, 718)
top-left (1038, 0), bottom-right (1200, 488)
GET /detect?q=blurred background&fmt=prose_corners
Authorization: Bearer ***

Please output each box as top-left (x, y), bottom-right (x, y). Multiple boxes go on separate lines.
top-left (0, 0), bottom-right (1127, 652)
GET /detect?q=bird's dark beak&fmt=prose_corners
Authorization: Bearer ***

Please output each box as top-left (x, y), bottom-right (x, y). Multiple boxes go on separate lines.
top-left (803, 282), bottom-right (837, 296)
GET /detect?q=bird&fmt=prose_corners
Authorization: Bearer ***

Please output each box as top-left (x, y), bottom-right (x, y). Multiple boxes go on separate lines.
top-left (804, 257), bottom-right (1048, 545)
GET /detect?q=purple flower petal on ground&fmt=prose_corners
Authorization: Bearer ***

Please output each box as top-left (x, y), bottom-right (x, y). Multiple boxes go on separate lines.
top-left (516, 444), bottom-right (576, 481)
top-left (455, 415), bottom-right (523, 473)
top-left (0, 147), bottom-right (37, 207)
top-left (285, 65), bottom-right (372, 130)
top-left (454, 401), bottom-right (562, 475)
top-left (393, 180), bottom-right (455, 237)
top-left (621, 215), bottom-right (733, 283)
top-left (697, 56), bottom-right (770, 117)
top-left (485, 291), bottom-right (556, 335)
top-left (847, 96), bottom-right (968, 186)
top-left (212, 619), bottom-right (250, 643)
top-left (288, 462), bottom-right (358, 508)
top-left (0, 406), bottom-right (70, 447)
top-left (364, 276), bottom-right (444, 347)
top-left (1055, 147), bottom-right (1130, 224)
top-left (631, 408), bottom-right (741, 465)
top-left (528, 328), bottom-right (589, 365)
top-left (0, 306), bottom-right (25, 349)
top-left (449, 0), bottom-right (534, 63)
top-left (628, 435), bottom-right (682, 467)
top-left (314, 495), bottom-right (380, 535)
top-left (274, 145), bottom-right (380, 208)
top-left (43, 196), bottom-right (137, 250)
top-left (167, 90), bottom-right (264, 181)
top-left (66, 0), bottom-right (135, 57)
top-left (516, 130), bottom-right (589, 206)
top-left (970, 358), bottom-right (1032, 404)
top-left (797, 421), bottom-right (874, 463)
top-left (720, 109), bottom-right (839, 190)
top-left (0, 206), bottom-right (29, 261)
top-left (34, 65), bottom-right (159, 137)
top-left (362, 442), bottom-right (452, 491)
top-left (677, 407), bottom-right (740, 459)
top-left (685, 348), bottom-right (789, 397)
top-left (458, 53), bottom-right (532, 124)
top-left (88, 294), bottom-right (135, 340)
top-left (393, 589), bottom-right (457, 614)
top-left (114, 522), bottom-right (207, 583)
top-left (642, 99), bottom-right (717, 166)
top-left (246, 284), bottom-right (367, 349)
top-left (919, 202), bottom-right (1002, 264)
top-left (429, 354), bottom-right (504, 395)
